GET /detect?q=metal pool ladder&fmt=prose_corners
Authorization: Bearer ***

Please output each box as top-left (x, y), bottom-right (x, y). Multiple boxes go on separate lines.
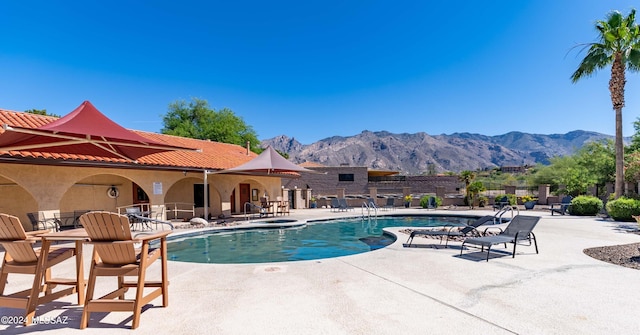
top-left (494, 204), bottom-right (519, 223)
top-left (362, 200), bottom-right (378, 219)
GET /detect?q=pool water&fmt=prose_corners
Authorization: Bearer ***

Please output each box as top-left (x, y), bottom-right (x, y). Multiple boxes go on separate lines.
top-left (167, 215), bottom-right (481, 264)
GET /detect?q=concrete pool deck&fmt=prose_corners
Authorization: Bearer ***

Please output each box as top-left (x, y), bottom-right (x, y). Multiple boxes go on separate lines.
top-left (1, 208), bottom-right (640, 334)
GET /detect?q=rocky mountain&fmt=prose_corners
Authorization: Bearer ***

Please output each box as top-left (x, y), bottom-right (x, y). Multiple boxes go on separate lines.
top-left (261, 130), bottom-right (614, 174)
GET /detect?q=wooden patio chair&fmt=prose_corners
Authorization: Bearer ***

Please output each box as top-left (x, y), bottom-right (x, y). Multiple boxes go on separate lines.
top-left (259, 197), bottom-right (274, 217)
top-left (276, 196), bottom-right (290, 216)
top-left (0, 213), bottom-right (76, 325)
top-left (78, 211), bottom-right (171, 329)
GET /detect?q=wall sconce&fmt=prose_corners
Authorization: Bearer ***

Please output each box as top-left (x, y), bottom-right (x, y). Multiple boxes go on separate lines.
top-left (182, 171), bottom-right (187, 176)
top-left (107, 185), bottom-right (119, 198)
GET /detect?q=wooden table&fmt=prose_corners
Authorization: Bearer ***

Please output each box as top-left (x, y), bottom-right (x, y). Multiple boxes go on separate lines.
top-left (30, 228), bottom-right (89, 315)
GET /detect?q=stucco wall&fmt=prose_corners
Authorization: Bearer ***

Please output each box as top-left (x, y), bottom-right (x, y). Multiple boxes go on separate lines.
top-left (0, 162), bottom-right (282, 230)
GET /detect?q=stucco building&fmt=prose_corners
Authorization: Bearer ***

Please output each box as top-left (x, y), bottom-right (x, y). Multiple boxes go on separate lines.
top-left (0, 102), bottom-right (284, 231)
top-left (282, 164), bottom-right (463, 207)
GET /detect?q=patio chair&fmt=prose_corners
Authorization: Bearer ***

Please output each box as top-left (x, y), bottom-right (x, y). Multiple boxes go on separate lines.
top-left (259, 197), bottom-right (274, 217)
top-left (330, 198), bottom-right (341, 212)
top-left (405, 215), bottom-right (495, 247)
top-left (78, 211), bottom-right (171, 329)
top-left (460, 215), bottom-right (540, 261)
top-left (339, 198), bottom-right (353, 211)
top-left (383, 198), bottom-right (396, 211)
top-left (276, 196), bottom-right (290, 216)
top-left (550, 196), bottom-right (573, 215)
top-left (27, 212), bottom-right (60, 232)
top-left (427, 196), bottom-right (437, 210)
top-left (0, 213), bottom-right (77, 325)
top-left (492, 196), bottom-right (509, 211)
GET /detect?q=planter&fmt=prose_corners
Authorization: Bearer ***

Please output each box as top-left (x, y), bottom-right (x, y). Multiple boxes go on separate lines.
top-left (310, 203), bottom-right (317, 208)
top-left (404, 202), bottom-right (410, 208)
top-left (524, 201), bottom-right (536, 210)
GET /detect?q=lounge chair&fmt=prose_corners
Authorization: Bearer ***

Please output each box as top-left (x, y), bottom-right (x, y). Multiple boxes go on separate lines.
top-left (78, 211), bottom-right (171, 329)
top-left (550, 196), bottom-right (573, 215)
top-left (405, 215), bottom-right (495, 247)
top-left (460, 215), bottom-right (540, 261)
top-left (0, 213), bottom-right (77, 325)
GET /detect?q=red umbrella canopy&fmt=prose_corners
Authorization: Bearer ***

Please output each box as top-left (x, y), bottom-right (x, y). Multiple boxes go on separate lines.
top-left (0, 101), bottom-right (196, 161)
top-left (220, 146), bottom-right (316, 177)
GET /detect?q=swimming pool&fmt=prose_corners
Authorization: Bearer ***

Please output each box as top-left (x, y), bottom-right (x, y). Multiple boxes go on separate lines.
top-left (167, 215), bottom-right (484, 264)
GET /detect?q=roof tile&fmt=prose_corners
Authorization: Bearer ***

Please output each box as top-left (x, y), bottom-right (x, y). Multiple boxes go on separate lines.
top-left (0, 109), bottom-right (257, 170)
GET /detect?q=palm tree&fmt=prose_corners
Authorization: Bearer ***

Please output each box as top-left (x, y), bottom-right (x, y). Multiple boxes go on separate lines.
top-left (458, 170), bottom-right (476, 207)
top-left (571, 9), bottom-right (640, 198)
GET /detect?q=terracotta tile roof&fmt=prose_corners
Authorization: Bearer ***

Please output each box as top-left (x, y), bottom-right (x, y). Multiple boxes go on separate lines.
top-left (0, 109), bottom-right (257, 170)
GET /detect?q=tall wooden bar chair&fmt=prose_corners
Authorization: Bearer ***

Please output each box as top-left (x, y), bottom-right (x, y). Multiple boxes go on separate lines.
top-left (0, 213), bottom-right (76, 325)
top-left (78, 211), bottom-right (170, 329)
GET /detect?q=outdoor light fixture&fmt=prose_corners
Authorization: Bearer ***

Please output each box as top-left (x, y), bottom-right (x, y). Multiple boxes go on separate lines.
top-left (107, 185), bottom-right (119, 198)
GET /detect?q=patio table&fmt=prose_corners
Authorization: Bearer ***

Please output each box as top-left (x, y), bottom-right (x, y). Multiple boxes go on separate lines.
top-left (29, 228), bottom-right (89, 315)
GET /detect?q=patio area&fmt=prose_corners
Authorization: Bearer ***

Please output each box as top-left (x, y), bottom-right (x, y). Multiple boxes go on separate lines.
top-left (1, 208), bottom-right (639, 334)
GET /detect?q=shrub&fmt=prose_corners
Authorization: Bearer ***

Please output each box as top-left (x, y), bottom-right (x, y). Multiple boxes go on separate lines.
top-left (606, 197), bottom-right (640, 221)
top-left (520, 195), bottom-right (536, 203)
top-left (569, 195), bottom-right (603, 216)
top-left (505, 194), bottom-right (517, 205)
top-left (419, 196), bottom-right (442, 208)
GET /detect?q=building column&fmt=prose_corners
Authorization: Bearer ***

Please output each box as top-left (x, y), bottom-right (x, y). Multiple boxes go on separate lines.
top-left (538, 184), bottom-right (550, 205)
top-left (293, 187), bottom-right (304, 209)
top-left (504, 185), bottom-right (516, 195)
top-left (303, 188), bottom-right (312, 208)
top-left (435, 186), bottom-right (445, 199)
top-left (369, 187), bottom-right (377, 206)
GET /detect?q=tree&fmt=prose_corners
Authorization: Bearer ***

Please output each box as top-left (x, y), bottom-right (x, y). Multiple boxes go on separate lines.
top-left (571, 9), bottom-right (640, 198)
top-left (528, 140), bottom-right (614, 196)
top-left (574, 140), bottom-right (615, 188)
top-left (458, 170), bottom-right (476, 207)
top-left (161, 98), bottom-right (261, 152)
top-left (467, 181), bottom-right (486, 209)
top-left (627, 117), bottom-right (640, 153)
top-left (24, 109), bottom-right (61, 118)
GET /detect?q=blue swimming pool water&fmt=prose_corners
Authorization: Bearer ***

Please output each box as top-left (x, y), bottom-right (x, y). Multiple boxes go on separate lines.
top-left (167, 215), bottom-right (482, 264)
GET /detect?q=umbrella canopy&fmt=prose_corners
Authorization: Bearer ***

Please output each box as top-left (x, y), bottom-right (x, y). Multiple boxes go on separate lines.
top-left (214, 146), bottom-right (316, 177)
top-left (0, 101), bottom-right (196, 162)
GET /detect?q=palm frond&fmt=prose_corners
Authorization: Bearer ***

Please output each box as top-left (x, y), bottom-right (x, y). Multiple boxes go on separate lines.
top-left (571, 47), bottom-right (612, 82)
top-left (627, 48), bottom-right (640, 71)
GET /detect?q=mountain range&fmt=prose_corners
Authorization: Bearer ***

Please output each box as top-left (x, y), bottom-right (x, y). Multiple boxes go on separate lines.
top-left (261, 130), bottom-right (615, 174)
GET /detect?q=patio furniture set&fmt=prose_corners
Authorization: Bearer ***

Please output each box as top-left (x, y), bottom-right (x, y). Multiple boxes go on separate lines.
top-left (0, 211), bottom-right (170, 329)
top-left (405, 214), bottom-right (541, 262)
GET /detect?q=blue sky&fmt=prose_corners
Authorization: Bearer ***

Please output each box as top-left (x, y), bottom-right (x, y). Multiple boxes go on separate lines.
top-left (2, 1), bottom-right (640, 144)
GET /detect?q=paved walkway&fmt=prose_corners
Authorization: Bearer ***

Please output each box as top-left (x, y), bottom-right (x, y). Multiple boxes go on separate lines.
top-left (1, 208), bottom-right (640, 334)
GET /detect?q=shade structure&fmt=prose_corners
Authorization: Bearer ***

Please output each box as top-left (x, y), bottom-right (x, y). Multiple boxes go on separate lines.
top-left (0, 101), bottom-right (196, 162)
top-left (214, 146), bottom-right (317, 178)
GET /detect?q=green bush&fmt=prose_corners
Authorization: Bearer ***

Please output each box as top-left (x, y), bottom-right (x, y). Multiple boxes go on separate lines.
top-left (419, 196), bottom-right (442, 208)
top-left (569, 195), bottom-right (603, 216)
top-left (505, 194), bottom-right (517, 205)
top-left (606, 197), bottom-right (640, 221)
